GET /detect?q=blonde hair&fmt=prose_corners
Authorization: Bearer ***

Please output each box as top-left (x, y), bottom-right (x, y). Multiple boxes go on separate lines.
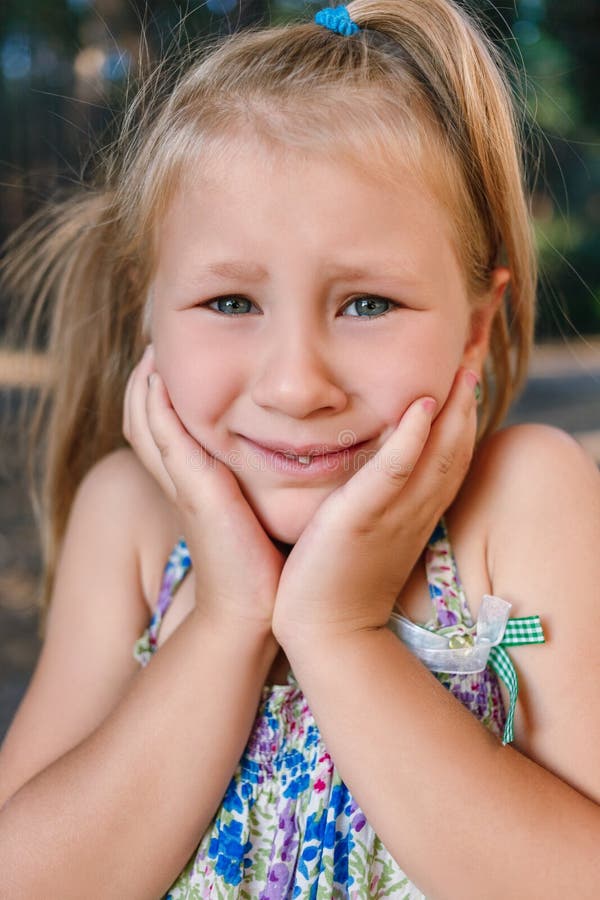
top-left (0, 0), bottom-right (536, 638)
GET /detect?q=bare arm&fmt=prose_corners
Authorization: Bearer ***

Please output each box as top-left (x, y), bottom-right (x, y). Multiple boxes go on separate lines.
top-left (279, 425), bottom-right (600, 898)
top-left (0, 448), bottom-right (279, 898)
top-left (0, 604), bottom-right (277, 899)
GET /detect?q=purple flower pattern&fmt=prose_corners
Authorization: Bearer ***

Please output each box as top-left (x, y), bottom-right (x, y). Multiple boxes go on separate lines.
top-left (133, 518), bottom-right (506, 897)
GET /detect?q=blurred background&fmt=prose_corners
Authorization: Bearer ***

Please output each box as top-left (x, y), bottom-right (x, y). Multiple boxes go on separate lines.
top-left (0, 0), bottom-right (599, 740)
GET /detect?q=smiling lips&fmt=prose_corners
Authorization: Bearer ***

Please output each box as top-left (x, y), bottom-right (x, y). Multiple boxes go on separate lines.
top-left (246, 437), bottom-right (368, 459)
top-left (239, 435), bottom-right (374, 476)
top-left (261, 444), bottom-right (360, 465)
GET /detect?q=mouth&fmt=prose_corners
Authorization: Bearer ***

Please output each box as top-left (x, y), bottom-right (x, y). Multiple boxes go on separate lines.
top-left (243, 436), bottom-right (370, 460)
top-left (238, 435), bottom-right (375, 476)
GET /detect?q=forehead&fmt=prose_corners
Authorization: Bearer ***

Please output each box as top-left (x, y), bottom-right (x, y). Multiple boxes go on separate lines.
top-left (155, 137), bottom-right (461, 281)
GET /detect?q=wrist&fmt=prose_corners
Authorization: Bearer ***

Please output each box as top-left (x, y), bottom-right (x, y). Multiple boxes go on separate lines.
top-left (191, 606), bottom-right (278, 652)
top-left (277, 622), bottom-right (382, 655)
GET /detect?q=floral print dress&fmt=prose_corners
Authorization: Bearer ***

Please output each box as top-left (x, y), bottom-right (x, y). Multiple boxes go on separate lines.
top-left (132, 518), bottom-right (508, 898)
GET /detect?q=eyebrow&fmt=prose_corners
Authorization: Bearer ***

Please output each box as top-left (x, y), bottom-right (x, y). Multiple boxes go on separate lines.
top-left (196, 260), bottom-right (414, 282)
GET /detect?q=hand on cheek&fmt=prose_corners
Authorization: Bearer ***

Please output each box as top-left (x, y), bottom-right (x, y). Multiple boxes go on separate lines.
top-left (123, 344), bottom-right (286, 636)
top-left (271, 366), bottom-right (480, 646)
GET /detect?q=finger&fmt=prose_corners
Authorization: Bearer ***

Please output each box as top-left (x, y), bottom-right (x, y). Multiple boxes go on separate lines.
top-left (125, 346), bottom-right (155, 445)
top-left (334, 395), bottom-right (437, 523)
top-left (145, 370), bottom-right (239, 512)
top-left (122, 362), bottom-right (138, 443)
top-left (402, 367), bottom-right (478, 513)
top-left (123, 348), bottom-right (149, 443)
top-left (126, 346), bottom-right (178, 500)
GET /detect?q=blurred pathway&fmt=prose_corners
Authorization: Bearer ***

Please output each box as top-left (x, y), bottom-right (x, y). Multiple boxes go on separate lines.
top-left (1, 341), bottom-right (599, 742)
top-left (505, 337), bottom-right (600, 461)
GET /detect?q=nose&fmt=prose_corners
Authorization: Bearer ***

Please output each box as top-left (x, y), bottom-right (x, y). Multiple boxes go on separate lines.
top-left (250, 328), bottom-right (348, 419)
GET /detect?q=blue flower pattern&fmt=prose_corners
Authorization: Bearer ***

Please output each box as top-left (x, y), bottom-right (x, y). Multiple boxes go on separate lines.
top-left (138, 518), bottom-right (506, 898)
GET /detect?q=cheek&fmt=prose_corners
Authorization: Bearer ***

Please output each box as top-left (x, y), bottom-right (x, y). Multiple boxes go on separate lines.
top-left (154, 333), bottom-right (236, 437)
top-left (363, 330), bottom-right (461, 423)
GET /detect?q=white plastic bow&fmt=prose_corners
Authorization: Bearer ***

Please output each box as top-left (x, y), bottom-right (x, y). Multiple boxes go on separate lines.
top-left (387, 593), bottom-right (512, 674)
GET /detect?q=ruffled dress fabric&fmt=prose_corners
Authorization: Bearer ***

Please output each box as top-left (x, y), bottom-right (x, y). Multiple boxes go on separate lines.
top-left (133, 518), bottom-right (506, 898)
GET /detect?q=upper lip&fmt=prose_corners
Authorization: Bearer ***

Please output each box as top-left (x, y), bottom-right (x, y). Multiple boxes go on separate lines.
top-left (243, 436), bottom-right (367, 456)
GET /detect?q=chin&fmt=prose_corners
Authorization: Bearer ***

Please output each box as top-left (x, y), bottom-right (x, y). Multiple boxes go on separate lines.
top-left (261, 513), bottom-right (307, 546)
top-left (243, 484), bottom-right (335, 546)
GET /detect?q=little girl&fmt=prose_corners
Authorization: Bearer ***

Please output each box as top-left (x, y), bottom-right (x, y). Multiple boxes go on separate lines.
top-left (1, 1), bottom-right (599, 896)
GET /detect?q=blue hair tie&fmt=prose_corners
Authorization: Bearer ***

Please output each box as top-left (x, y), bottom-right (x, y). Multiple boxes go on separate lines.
top-left (314, 5), bottom-right (361, 37)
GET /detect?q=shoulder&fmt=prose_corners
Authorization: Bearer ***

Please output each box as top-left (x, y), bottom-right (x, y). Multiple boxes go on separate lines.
top-left (472, 423), bottom-right (600, 502)
top-left (463, 423), bottom-right (599, 574)
top-left (63, 448), bottom-right (143, 567)
top-left (457, 425), bottom-right (600, 800)
top-left (61, 447), bottom-right (158, 614)
top-left (443, 423), bottom-right (599, 616)
top-left (78, 445), bottom-right (156, 503)
top-left (77, 447), bottom-right (182, 610)
top-left (454, 421), bottom-right (600, 608)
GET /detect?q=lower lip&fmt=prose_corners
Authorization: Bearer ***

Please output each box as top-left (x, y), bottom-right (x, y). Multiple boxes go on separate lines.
top-left (239, 437), bottom-right (374, 478)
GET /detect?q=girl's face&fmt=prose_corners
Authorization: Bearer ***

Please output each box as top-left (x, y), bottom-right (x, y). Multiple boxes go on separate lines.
top-left (151, 140), bottom-right (504, 544)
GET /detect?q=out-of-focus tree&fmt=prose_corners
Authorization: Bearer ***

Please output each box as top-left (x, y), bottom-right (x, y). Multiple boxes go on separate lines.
top-left (521, 0), bottom-right (600, 335)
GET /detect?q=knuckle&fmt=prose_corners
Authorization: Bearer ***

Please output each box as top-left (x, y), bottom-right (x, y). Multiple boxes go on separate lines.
top-left (174, 474), bottom-right (206, 517)
top-left (154, 438), bottom-right (170, 459)
top-left (436, 450), bottom-right (455, 476)
top-left (349, 517), bottom-right (377, 540)
top-left (175, 487), bottom-right (197, 516)
top-left (385, 452), bottom-right (414, 483)
top-left (386, 465), bottom-right (412, 485)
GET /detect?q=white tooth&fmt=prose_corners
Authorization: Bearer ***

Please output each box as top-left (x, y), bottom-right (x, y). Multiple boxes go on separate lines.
top-left (297, 455), bottom-right (312, 464)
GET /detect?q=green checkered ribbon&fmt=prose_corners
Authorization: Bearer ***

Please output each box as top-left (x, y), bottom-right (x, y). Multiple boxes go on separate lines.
top-left (488, 615), bottom-right (546, 745)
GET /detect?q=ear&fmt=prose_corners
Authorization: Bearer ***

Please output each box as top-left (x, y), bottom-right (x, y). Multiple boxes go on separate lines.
top-left (460, 267), bottom-right (510, 374)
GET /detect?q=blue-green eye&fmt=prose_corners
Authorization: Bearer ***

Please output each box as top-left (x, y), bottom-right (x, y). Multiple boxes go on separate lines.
top-left (343, 296), bottom-right (396, 318)
top-left (200, 294), bottom-right (399, 318)
top-left (206, 296), bottom-right (255, 315)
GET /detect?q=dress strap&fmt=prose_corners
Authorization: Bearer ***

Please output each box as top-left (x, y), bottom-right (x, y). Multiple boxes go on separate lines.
top-left (423, 517), bottom-right (474, 631)
top-left (388, 516), bottom-right (547, 745)
top-left (133, 536), bottom-right (191, 666)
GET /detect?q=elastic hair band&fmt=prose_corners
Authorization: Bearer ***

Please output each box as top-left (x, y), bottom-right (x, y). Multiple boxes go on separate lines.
top-left (314, 5), bottom-right (361, 37)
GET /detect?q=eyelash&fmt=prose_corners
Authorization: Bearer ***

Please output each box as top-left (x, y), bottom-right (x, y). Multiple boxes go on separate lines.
top-left (197, 295), bottom-right (403, 320)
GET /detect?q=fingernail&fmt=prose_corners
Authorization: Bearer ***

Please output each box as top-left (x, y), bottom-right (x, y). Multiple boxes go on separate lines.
top-left (464, 369), bottom-right (479, 388)
top-left (421, 397), bottom-right (437, 415)
top-left (147, 373), bottom-right (156, 388)
top-left (464, 369), bottom-right (481, 404)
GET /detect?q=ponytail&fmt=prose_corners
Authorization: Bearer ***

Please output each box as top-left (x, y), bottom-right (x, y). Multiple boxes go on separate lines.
top-left (1, 190), bottom-right (146, 637)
